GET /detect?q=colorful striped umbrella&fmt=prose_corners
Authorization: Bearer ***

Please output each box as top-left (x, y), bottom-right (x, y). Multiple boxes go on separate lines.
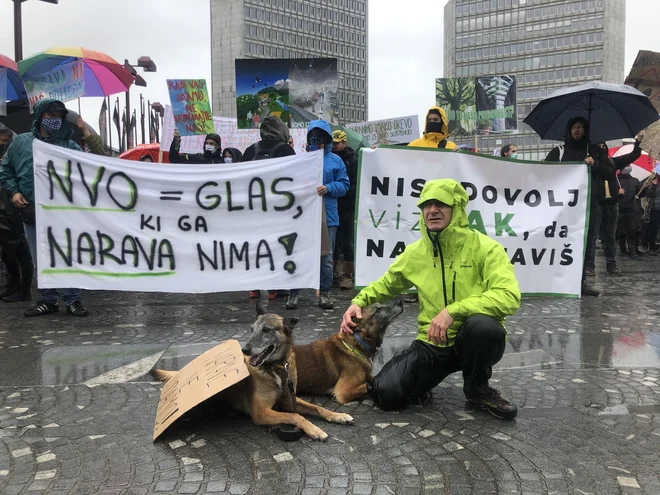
top-left (0, 54), bottom-right (27, 101)
top-left (18, 46), bottom-right (134, 97)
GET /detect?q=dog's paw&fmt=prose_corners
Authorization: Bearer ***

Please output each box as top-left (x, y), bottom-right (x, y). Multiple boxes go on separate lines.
top-left (329, 412), bottom-right (354, 425)
top-left (305, 424), bottom-right (329, 441)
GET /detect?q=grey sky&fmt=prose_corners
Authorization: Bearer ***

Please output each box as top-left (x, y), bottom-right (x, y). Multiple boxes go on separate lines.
top-left (0, 0), bottom-right (658, 141)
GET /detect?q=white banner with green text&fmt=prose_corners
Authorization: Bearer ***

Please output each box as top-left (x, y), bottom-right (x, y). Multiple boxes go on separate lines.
top-left (355, 147), bottom-right (589, 297)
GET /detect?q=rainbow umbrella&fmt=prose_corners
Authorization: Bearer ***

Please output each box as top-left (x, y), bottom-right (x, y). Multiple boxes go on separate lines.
top-left (18, 46), bottom-right (134, 97)
top-left (0, 54), bottom-right (27, 101)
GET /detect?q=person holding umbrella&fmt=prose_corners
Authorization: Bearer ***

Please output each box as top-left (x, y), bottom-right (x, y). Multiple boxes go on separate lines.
top-left (0, 99), bottom-right (88, 317)
top-left (545, 117), bottom-right (614, 297)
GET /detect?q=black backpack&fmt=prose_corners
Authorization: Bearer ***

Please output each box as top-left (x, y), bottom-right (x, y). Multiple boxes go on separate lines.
top-left (251, 141), bottom-right (288, 160)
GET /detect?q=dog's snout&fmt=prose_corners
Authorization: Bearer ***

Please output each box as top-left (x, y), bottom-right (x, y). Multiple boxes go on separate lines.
top-left (241, 346), bottom-right (251, 356)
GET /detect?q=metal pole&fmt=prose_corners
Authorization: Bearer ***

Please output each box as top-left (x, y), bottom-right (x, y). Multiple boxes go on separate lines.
top-left (125, 90), bottom-right (131, 149)
top-left (140, 94), bottom-right (145, 144)
top-left (13, 0), bottom-right (24, 62)
top-left (107, 96), bottom-right (112, 154)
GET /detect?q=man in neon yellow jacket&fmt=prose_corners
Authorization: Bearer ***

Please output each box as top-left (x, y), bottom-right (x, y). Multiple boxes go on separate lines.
top-left (340, 179), bottom-right (521, 419)
top-left (408, 107), bottom-right (458, 149)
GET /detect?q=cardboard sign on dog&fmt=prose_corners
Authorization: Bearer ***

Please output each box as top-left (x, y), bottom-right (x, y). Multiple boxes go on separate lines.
top-left (153, 340), bottom-right (249, 440)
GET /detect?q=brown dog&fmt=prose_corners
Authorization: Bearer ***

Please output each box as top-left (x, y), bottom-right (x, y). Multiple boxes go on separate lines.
top-left (295, 300), bottom-right (404, 404)
top-left (153, 303), bottom-right (354, 441)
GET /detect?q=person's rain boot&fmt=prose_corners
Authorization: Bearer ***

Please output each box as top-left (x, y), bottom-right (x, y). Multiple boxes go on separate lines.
top-left (581, 281), bottom-right (600, 297)
top-left (285, 293), bottom-right (299, 310)
top-left (340, 262), bottom-right (354, 290)
top-left (333, 260), bottom-right (343, 288)
top-left (318, 292), bottom-right (334, 310)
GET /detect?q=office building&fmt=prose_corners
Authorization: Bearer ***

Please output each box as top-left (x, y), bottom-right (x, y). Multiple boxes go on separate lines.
top-left (211, 0), bottom-right (368, 123)
top-left (444, 0), bottom-right (626, 160)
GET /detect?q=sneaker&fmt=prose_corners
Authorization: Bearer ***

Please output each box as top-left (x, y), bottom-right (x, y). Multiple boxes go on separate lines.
top-left (249, 291), bottom-right (260, 299)
top-left (2, 292), bottom-right (31, 303)
top-left (24, 300), bottom-right (59, 317)
top-left (66, 301), bottom-right (88, 317)
top-left (581, 282), bottom-right (600, 297)
top-left (606, 264), bottom-right (622, 276)
top-left (404, 294), bottom-right (418, 303)
top-left (318, 292), bottom-right (334, 310)
top-left (466, 386), bottom-right (518, 420)
top-left (285, 294), bottom-right (299, 310)
top-left (584, 267), bottom-right (596, 277)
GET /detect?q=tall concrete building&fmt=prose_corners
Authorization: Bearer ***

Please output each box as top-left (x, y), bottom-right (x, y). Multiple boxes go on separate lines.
top-left (443, 0), bottom-right (626, 160)
top-left (211, 0), bottom-right (368, 124)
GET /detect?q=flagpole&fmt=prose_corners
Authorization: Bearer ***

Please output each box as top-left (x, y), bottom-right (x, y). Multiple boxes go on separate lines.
top-left (77, 97), bottom-right (81, 117)
top-left (107, 96), bottom-right (112, 154)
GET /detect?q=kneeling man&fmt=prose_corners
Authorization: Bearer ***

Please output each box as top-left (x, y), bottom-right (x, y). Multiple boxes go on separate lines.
top-left (340, 179), bottom-right (520, 419)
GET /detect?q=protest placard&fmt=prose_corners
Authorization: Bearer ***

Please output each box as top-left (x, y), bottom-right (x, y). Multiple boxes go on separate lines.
top-left (33, 140), bottom-right (323, 292)
top-left (160, 105), bottom-right (308, 155)
top-left (23, 60), bottom-right (84, 110)
top-left (355, 148), bottom-right (589, 297)
top-left (167, 79), bottom-right (214, 136)
top-left (346, 116), bottom-right (420, 146)
top-left (153, 339), bottom-right (249, 440)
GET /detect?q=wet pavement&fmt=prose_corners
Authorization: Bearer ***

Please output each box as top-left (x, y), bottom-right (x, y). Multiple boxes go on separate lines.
top-left (1, 252), bottom-right (660, 494)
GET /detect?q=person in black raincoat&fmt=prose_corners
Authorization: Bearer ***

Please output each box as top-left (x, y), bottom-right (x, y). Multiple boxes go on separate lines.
top-left (545, 116), bottom-right (614, 297)
top-left (169, 130), bottom-right (223, 164)
top-left (617, 166), bottom-right (646, 259)
top-left (221, 147), bottom-right (243, 163)
top-left (240, 115), bottom-right (296, 161)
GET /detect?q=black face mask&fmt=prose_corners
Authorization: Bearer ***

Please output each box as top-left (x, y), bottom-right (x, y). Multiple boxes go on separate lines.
top-left (426, 121), bottom-right (444, 134)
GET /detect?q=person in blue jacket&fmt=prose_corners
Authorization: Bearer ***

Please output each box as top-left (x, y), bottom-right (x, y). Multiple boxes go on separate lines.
top-left (286, 120), bottom-right (349, 310)
top-left (0, 99), bottom-right (88, 317)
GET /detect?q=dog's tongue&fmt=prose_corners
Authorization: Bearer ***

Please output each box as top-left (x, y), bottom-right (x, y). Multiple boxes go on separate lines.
top-left (249, 351), bottom-right (265, 367)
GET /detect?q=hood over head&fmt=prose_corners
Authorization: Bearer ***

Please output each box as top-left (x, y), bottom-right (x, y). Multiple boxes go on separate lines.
top-left (31, 98), bottom-right (73, 142)
top-left (307, 120), bottom-right (333, 154)
top-left (260, 115), bottom-right (290, 143)
top-left (423, 106), bottom-right (450, 140)
top-left (564, 116), bottom-right (590, 144)
top-left (205, 133), bottom-right (222, 148)
top-left (222, 147), bottom-right (243, 162)
top-left (416, 179), bottom-right (469, 249)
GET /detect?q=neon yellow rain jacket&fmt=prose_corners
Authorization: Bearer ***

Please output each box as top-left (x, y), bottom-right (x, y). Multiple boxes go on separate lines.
top-left (408, 106), bottom-right (458, 150)
top-left (352, 179), bottom-right (521, 347)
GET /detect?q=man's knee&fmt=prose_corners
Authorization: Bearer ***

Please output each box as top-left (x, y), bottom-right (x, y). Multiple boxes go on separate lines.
top-left (459, 315), bottom-right (506, 342)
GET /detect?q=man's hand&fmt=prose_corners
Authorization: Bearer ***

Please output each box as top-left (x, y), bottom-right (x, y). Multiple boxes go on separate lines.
top-left (77, 117), bottom-right (92, 137)
top-left (619, 187), bottom-right (625, 195)
top-left (12, 192), bottom-right (28, 208)
top-left (173, 129), bottom-right (181, 143)
top-left (340, 304), bottom-right (362, 335)
top-left (584, 156), bottom-right (595, 166)
top-left (636, 130), bottom-right (646, 142)
top-left (317, 185), bottom-right (327, 196)
top-left (427, 309), bottom-right (454, 346)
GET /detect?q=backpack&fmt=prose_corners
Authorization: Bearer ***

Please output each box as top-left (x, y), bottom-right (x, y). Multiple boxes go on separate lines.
top-left (251, 141), bottom-right (288, 160)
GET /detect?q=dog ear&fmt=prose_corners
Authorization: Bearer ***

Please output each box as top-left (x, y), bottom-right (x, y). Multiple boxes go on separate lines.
top-left (256, 300), bottom-right (267, 317)
top-left (283, 317), bottom-right (299, 334)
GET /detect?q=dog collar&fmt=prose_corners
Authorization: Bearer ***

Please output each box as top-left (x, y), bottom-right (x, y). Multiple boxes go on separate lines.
top-left (342, 340), bottom-right (369, 359)
top-left (352, 332), bottom-right (376, 356)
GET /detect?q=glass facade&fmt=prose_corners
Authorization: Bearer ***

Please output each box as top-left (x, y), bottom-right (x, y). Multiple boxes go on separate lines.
top-left (443, 0), bottom-right (625, 160)
top-left (212, 0), bottom-right (368, 123)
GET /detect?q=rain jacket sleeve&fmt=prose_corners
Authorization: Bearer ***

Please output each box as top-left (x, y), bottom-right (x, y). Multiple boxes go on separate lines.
top-left (612, 141), bottom-right (642, 170)
top-left (445, 243), bottom-right (521, 321)
top-left (352, 253), bottom-right (414, 307)
top-left (325, 157), bottom-right (349, 198)
top-left (544, 147), bottom-right (560, 162)
top-left (0, 141), bottom-right (20, 197)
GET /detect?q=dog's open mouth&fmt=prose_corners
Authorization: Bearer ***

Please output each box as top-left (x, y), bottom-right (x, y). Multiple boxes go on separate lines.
top-left (248, 345), bottom-right (275, 367)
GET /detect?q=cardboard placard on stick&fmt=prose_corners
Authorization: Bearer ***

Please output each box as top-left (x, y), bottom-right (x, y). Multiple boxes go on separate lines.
top-left (153, 339), bottom-right (249, 441)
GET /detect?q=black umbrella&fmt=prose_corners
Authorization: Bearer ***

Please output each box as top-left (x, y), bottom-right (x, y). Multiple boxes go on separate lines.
top-left (523, 81), bottom-right (660, 143)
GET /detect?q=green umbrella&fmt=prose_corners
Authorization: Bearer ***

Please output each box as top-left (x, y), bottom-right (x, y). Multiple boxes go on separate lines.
top-left (330, 124), bottom-right (371, 151)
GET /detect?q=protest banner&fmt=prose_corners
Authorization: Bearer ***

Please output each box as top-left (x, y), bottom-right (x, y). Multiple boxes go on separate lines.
top-left (235, 58), bottom-right (339, 129)
top-left (160, 105), bottom-right (308, 155)
top-left (153, 339), bottom-right (249, 440)
top-left (436, 75), bottom-right (517, 136)
top-left (23, 60), bottom-right (84, 110)
top-left (33, 140), bottom-right (323, 292)
top-left (346, 116), bottom-right (420, 146)
top-left (167, 79), bottom-right (214, 136)
top-left (355, 147), bottom-right (589, 297)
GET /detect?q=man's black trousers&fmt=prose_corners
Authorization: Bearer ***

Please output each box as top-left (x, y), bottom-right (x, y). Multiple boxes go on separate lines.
top-left (368, 315), bottom-right (506, 410)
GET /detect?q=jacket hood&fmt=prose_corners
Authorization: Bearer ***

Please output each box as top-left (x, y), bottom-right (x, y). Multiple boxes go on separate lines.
top-left (308, 120), bottom-right (333, 155)
top-left (31, 98), bottom-right (73, 142)
top-left (260, 115), bottom-right (290, 143)
top-left (423, 106), bottom-right (450, 140)
top-left (222, 147), bottom-right (243, 162)
top-left (205, 133), bottom-right (222, 148)
top-left (564, 116), bottom-right (590, 144)
top-left (416, 179), bottom-right (469, 252)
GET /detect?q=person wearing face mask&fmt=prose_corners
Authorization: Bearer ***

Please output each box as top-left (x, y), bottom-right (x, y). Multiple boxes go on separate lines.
top-left (500, 144), bottom-right (518, 159)
top-left (0, 98), bottom-right (88, 317)
top-left (339, 179), bottom-right (520, 419)
top-left (169, 129), bottom-right (223, 164)
top-left (221, 148), bottom-right (243, 164)
top-left (408, 107), bottom-right (458, 149)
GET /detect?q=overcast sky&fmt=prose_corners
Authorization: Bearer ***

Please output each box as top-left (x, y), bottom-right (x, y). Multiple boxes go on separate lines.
top-left (0, 0), bottom-right (658, 141)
